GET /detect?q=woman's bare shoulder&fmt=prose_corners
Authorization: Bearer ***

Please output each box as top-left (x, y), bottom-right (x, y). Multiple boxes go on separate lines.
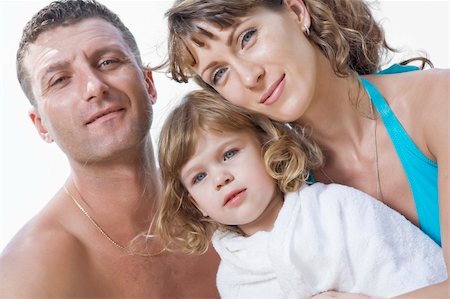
top-left (367, 67), bottom-right (448, 107)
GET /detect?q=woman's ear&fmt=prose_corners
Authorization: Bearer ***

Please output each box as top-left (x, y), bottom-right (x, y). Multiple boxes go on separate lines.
top-left (284, 0), bottom-right (311, 30)
top-left (29, 107), bottom-right (53, 143)
top-left (188, 194), bottom-right (208, 217)
top-left (143, 69), bottom-right (157, 104)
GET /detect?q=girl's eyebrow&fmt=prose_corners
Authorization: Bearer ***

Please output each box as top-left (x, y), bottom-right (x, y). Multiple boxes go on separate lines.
top-left (180, 158), bottom-right (202, 185)
top-left (180, 161), bottom-right (196, 181)
top-left (180, 135), bottom-right (242, 182)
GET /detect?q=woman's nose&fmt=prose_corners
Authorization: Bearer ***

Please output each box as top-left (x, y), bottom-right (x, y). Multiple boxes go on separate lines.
top-left (235, 59), bottom-right (264, 88)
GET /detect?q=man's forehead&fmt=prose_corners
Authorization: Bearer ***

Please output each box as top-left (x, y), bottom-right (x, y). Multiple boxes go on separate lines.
top-left (33, 18), bottom-right (124, 46)
top-left (22, 18), bottom-right (131, 93)
top-left (25, 18), bottom-right (128, 65)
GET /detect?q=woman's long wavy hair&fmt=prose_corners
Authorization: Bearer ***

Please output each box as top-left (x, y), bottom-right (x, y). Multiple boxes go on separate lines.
top-left (163, 0), bottom-right (397, 85)
top-left (156, 89), bottom-right (323, 254)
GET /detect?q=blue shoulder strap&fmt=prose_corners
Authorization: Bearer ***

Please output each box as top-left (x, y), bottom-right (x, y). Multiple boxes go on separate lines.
top-left (307, 64), bottom-right (419, 187)
top-left (375, 64), bottom-right (419, 75)
top-left (360, 67), bottom-right (440, 245)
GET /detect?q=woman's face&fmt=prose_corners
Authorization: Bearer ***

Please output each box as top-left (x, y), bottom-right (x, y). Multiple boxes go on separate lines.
top-left (188, 1), bottom-right (320, 122)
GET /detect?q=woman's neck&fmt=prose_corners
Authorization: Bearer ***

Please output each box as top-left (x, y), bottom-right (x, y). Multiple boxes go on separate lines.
top-left (294, 68), bottom-right (374, 153)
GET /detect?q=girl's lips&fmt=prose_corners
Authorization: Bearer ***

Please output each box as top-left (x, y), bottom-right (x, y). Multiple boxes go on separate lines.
top-left (224, 189), bottom-right (247, 207)
top-left (260, 74), bottom-right (286, 105)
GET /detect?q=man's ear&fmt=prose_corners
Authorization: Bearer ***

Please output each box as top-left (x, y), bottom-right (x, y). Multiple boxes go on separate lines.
top-left (284, 0), bottom-right (311, 30)
top-left (188, 194), bottom-right (208, 217)
top-left (29, 107), bottom-right (53, 143)
top-left (144, 69), bottom-right (157, 104)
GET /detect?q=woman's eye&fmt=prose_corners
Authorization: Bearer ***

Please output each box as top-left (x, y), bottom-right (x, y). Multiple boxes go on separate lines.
top-left (193, 172), bottom-right (207, 184)
top-left (241, 29), bottom-right (256, 48)
top-left (212, 67), bottom-right (228, 85)
top-left (223, 149), bottom-right (237, 161)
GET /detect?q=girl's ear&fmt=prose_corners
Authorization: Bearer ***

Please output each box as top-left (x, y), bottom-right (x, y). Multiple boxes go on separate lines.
top-left (29, 107), bottom-right (54, 143)
top-left (284, 0), bottom-right (311, 30)
top-left (188, 194), bottom-right (208, 217)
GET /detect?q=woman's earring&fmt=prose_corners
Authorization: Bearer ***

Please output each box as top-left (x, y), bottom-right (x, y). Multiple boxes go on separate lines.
top-left (303, 25), bottom-right (310, 37)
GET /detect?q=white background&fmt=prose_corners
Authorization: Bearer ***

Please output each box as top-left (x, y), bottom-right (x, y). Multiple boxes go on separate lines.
top-left (1, 0), bottom-right (449, 252)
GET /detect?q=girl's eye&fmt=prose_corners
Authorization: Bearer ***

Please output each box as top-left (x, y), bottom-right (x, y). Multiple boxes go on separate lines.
top-left (193, 172), bottom-right (207, 184)
top-left (212, 67), bottom-right (228, 85)
top-left (223, 149), bottom-right (237, 161)
top-left (241, 29), bottom-right (256, 48)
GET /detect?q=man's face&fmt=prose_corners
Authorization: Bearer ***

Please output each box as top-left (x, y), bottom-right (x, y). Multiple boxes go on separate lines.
top-left (25, 18), bottom-right (156, 164)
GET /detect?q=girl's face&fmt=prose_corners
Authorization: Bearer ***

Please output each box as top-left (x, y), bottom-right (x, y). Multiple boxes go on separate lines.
top-left (188, 1), bottom-right (320, 123)
top-left (180, 129), bottom-right (283, 236)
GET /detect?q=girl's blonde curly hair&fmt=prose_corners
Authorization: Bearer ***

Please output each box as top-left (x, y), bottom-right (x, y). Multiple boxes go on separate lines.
top-left (156, 89), bottom-right (323, 254)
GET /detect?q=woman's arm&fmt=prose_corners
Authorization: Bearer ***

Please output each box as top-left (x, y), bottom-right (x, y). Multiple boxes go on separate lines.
top-left (310, 70), bottom-right (449, 299)
top-left (391, 70), bottom-right (449, 298)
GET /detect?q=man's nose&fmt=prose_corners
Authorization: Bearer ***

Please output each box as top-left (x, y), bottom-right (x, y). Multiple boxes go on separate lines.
top-left (81, 67), bottom-right (109, 101)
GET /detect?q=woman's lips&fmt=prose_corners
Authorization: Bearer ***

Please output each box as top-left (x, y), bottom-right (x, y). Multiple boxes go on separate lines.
top-left (260, 74), bottom-right (286, 105)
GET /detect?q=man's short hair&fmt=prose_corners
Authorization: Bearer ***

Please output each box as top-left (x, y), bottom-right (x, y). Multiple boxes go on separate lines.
top-left (17, 0), bottom-right (142, 106)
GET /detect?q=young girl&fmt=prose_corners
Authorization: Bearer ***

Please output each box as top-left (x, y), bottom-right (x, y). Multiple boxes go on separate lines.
top-left (155, 89), bottom-right (446, 299)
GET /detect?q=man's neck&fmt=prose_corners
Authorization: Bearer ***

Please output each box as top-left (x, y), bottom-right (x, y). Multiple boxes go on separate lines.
top-left (65, 152), bottom-right (160, 247)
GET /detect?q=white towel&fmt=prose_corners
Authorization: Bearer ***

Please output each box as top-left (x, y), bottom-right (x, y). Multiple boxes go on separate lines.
top-left (213, 183), bottom-right (447, 299)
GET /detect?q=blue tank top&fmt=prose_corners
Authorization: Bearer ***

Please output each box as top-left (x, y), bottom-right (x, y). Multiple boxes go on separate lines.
top-left (359, 64), bottom-right (441, 245)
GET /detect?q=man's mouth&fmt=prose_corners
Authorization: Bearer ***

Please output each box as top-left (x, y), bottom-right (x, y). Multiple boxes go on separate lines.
top-left (85, 108), bottom-right (125, 125)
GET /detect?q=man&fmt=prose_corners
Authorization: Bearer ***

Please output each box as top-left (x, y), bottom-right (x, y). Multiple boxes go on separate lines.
top-left (0, 0), bottom-right (219, 297)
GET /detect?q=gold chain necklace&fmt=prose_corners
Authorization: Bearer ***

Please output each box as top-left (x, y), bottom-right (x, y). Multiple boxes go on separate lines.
top-left (370, 100), bottom-right (384, 202)
top-left (320, 100), bottom-right (383, 202)
top-left (64, 185), bottom-right (156, 257)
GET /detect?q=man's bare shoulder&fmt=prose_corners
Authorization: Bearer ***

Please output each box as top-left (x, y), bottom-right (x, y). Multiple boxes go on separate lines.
top-left (0, 196), bottom-right (89, 298)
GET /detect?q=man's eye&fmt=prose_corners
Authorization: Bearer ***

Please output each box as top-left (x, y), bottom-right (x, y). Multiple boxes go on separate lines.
top-left (99, 59), bottom-right (118, 68)
top-left (50, 76), bottom-right (68, 87)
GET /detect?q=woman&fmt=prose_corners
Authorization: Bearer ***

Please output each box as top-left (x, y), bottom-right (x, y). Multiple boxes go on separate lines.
top-left (162, 0), bottom-right (449, 298)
